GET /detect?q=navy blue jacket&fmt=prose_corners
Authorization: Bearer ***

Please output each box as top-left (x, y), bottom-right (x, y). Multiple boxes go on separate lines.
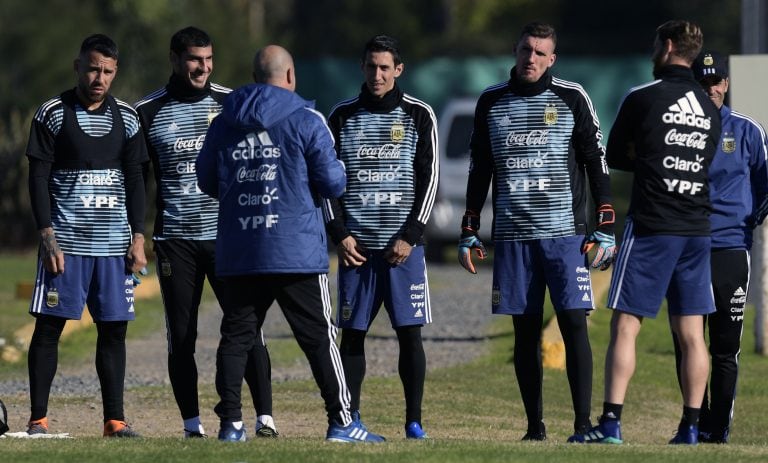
top-left (710, 105), bottom-right (768, 249)
top-left (196, 83), bottom-right (346, 275)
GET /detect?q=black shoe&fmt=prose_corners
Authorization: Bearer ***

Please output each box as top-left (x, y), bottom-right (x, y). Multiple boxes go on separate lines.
top-left (521, 422), bottom-right (546, 441)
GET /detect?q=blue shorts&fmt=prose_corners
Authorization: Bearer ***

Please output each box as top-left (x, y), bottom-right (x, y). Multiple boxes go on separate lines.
top-left (607, 218), bottom-right (715, 318)
top-left (337, 245), bottom-right (431, 330)
top-left (29, 254), bottom-right (136, 322)
top-left (492, 235), bottom-right (594, 315)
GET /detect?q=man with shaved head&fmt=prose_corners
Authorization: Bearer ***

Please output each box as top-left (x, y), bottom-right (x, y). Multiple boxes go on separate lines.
top-left (135, 26), bottom-right (275, 439)
top-left (197, 45), bottom-right (385, 443)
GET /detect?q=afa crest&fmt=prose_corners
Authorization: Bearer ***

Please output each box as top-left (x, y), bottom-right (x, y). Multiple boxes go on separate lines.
top-left (544, 104), bottom-right (558, 125)
top-left (721, 132), bottom-right (736, 154)
top-left (207, 110), bottom-right (220, 126)
top-left (390, 122), bottom-right (405, 142)
top-left (46, 288), bottom-right (59, 307)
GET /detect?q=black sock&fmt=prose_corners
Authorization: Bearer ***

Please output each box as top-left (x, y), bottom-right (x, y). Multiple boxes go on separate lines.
top-left (557, 309), bottom-right (593, 432)
top-left (339, 329), bottom-right (367, 412)
top-left (602, 402), bottom-right (623, 421)
top-left (96, 321), bottom-right (127, 422)
top-left (682, 406), bottom-right (700, 427)
top-left (28, 315), bottom-right (66, 421)
top-left (512, 314), bottom-right (544, 430)
top-left (396, 325), bottom-right (425, 424)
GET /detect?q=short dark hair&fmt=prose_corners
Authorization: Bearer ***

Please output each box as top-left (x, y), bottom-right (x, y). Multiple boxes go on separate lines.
top-left (362, 35), bottom-right (402, 65)
top-left (79, 34), bottom-right (119, 61)
top-left (170, 26), bottom-right (212, 55)
top-left (656, 20), bottom-right (703, 64)
top-left (519, 22), bottom-right (557, 49)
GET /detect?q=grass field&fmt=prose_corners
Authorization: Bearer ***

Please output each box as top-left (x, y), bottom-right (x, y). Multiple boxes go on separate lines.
top-left (2, 251), bottom-right (768, 462)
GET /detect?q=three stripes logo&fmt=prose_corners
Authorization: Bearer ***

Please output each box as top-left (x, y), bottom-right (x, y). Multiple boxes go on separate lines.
top-left (663, 91), bottom-right (712, 130)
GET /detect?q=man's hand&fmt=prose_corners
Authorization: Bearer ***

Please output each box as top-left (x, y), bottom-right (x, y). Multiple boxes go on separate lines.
top-left (458, 234), bottom-right (487, 274)
top-left (338, 235), bottom-right (367, 267)
top-left (458, 210), bottom-right (486, 274)
top-left (581, 231), bottom-right (616, 271)
top-left (40, 227), bottom-right (65, 274)
top-left (383, 239), bottom-right (412, 265)
top-left (581, 203), bottom-right (617, 270)
top-left (126, 233), bottom-right (148, 273)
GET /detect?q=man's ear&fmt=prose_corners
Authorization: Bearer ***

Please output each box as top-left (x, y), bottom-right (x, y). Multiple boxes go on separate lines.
top-left (394, 62), bottom-right (404, 78)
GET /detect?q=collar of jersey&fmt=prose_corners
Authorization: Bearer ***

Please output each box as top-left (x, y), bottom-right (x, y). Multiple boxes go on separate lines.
top-left (166, 73), bottom-right (211, 103)
top-left (359, 82), bottom-right (403, 113)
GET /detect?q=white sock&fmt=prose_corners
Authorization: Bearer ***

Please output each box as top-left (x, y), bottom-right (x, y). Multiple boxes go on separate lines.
top-left (231, 421), bottom-right (243, 430)
top-left (257, 415), bottom-right (275, 430)
top-left (183, 417), bottom-right (205, 435)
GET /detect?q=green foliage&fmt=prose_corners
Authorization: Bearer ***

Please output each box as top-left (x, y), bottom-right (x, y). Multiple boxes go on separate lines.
top-left (0, 0), bottom-right (745, 248)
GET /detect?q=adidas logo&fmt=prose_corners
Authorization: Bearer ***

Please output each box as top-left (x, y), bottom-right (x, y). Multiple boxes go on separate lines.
top-left (582, 293), bottom-right (591, 302)
top-left (168, 122), bottom-right (179, 132)
top-left (734, 287), bottom-right (746, 296)
top-left (663, 91), bottom-right (711, 129)
top-left (414, 309), bottom-right (423, 318)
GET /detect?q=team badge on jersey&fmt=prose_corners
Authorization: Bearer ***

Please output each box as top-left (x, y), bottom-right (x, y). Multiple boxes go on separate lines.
top-left (492, 288), bottom-right (501, 306)
top-left (46, 288), bottom-right (59, 307)
top-left (207, 110), bottom-right (220, 126)
top-left (721, 132), bottom-right (736, 153)
top-left (544, 104), bottom-right (558, 125)
top-left (391, 122), bottom-right (405, 142)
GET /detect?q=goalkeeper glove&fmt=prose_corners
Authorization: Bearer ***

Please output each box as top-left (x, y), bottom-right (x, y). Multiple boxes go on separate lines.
top-left (458, 211), bottom-right (487, 274)
top-left (131, 266), bottom-right (148, 286)
top-left (581, 204), bottom-right (617, 270)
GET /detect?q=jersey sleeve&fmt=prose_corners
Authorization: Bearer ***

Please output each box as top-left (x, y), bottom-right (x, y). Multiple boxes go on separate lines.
top-left (464, 96), bottom-right (494, 217)
top-left (121, 109), bottom-right (149, 234)
top-left (196, 118), bottom-right (221, 199)
top-left (303, 108), bottom-right (346, 199)
top-left (26, 105), bottom-right (59, 162)
top-left (748, 119), bottom-right (768, 226)
top-left (571, 89), bottom-right (612, 206)
top-left (322, 108), bottom-right (352, 245)
top-left (606, 93), bottom-right (638, 172)
top-left (401, 103), bottom-right (439, 245)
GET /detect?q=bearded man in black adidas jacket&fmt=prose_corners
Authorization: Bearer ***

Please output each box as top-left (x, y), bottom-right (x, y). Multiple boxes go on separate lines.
top-left (581, 20), bottom-right (722, 445)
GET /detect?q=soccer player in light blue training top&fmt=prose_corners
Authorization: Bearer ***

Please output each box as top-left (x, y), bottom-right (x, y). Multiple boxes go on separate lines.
top-left (25, 34), bottom-right (148, 438)
top-left (135, 26), bottom-right (275, 440)
top-left (324, 35), bottom-right (439, 440)
top-left (459, 22), bottom-right (614, 442)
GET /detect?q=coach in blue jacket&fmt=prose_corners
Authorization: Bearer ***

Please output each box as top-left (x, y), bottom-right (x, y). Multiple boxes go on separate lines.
top-left (196, 45), bottom-right (384, 443)
top-left (671, 50), bottom-right (768, 444)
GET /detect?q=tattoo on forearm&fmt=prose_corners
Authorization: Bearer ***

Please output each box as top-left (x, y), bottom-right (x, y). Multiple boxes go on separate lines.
top-left (42, 233), bottom-right (61, 258)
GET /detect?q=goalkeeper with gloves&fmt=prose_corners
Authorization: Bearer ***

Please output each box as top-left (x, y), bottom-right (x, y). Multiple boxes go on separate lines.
top-left (457, 21), bottom-right (615, 443)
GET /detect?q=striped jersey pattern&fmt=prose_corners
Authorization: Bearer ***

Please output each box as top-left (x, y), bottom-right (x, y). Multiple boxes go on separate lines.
top-left (135, 84), bottom-right (230, 239)
top-left (335, 105), bottom-right (418, 249)
top-left (487, 89), bottom-right (577, 240)
top-left (33, 97), bottom-right (139, 255)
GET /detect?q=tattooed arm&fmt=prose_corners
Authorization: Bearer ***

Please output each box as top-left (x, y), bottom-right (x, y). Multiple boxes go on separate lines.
top-left (40, 227), bottom-right (64, 274)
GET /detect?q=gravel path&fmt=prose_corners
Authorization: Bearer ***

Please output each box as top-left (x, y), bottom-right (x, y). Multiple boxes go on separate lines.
top-left (0, 263), bottom-right (494, 435)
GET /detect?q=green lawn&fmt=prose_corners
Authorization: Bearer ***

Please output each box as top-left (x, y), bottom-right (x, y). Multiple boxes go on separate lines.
top-left (2, 253), bottom-right (768, 462)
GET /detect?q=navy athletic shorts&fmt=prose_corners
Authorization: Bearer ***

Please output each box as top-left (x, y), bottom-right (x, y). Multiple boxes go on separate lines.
top-left (29, 254), bottom-right (137, 321)
top-left (337, 245), bottom-right (431, 330)
top-left (607, 218), bottom-right (715, 318)
top-left (491, 235), bottom-right (594, 314)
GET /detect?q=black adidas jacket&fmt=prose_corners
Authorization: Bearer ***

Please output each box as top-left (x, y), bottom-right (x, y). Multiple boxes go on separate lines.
top-left (607, 65), bottom-right (721, 235)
